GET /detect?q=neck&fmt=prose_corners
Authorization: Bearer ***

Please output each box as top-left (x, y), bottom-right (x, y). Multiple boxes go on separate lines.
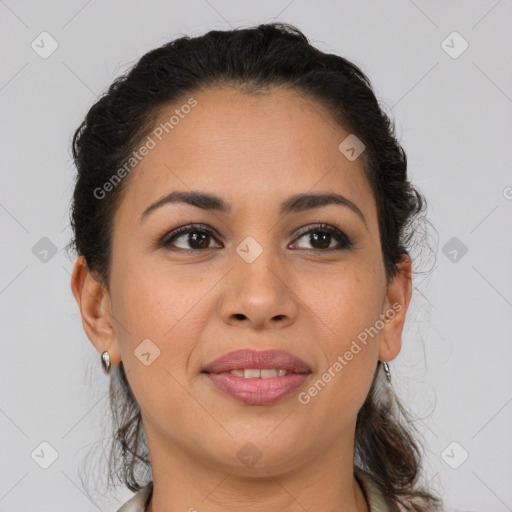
top-left (144, 428), bottom-right (369, 512)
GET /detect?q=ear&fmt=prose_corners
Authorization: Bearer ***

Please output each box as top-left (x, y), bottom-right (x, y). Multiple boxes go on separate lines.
top-left (70, 256), bottom-right (122, 366)
top-left (378, 253), bottom-right (413, 362)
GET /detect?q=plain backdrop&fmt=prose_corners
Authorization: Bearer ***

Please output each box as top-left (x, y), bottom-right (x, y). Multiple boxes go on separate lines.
top-left (1, 1), bottom-right (511, 511)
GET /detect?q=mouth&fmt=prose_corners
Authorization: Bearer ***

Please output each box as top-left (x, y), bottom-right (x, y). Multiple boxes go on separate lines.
top-left (206, 368), bottom-right (301, 378)
top-left (201, 348), bottom-right (312, 405)
top-left (201, 348), bottom-right (312, 375)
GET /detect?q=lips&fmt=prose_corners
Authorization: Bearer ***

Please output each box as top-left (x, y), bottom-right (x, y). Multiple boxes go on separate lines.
top-left (201, 348), bottom-right (312, 405)
top-left (201, 348), bottom-right (312, 375)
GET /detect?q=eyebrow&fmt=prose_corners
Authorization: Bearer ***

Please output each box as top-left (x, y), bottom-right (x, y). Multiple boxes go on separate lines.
top-left (139, 190), bottom-right (367, 228)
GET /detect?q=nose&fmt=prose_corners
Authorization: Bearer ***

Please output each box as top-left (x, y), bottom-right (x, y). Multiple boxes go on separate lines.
top-left (220, 247), bottom-right (299, 331)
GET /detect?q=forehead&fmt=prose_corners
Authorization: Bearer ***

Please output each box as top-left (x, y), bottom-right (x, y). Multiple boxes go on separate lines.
top-left (115, 85), bottom-right (377, 227)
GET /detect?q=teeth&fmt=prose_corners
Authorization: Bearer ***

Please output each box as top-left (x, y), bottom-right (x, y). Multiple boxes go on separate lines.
top-left (220, 368), bottom-right (290, 378)
top-left (244, 368), bottom-right (261, 378)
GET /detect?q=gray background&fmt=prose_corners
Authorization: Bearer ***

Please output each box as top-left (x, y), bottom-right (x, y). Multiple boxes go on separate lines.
top-left (1, 1), bottom-right (511, 511)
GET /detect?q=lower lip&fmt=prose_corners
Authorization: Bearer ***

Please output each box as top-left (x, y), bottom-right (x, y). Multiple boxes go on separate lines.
top-left (204, 372), bottom-right (311, 405)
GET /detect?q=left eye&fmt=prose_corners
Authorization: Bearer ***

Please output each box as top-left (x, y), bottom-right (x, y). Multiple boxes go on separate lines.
top-left (291, 223), bottom-right (353, 251)
top-left (159, 223), bottom-right (353, 251)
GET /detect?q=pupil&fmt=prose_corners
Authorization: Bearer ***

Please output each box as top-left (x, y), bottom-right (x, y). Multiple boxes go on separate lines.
top-left (312, 232), bottom-right (330, 249)
top-left (190, 232), bottom-right (209, 249)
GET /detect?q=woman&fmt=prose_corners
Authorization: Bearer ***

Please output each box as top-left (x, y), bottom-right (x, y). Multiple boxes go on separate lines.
top-left (69, 22), bottom-right (442, 512)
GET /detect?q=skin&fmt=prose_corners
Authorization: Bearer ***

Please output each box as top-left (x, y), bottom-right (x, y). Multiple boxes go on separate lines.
top-left (71, 85), bottom-right (412, 512)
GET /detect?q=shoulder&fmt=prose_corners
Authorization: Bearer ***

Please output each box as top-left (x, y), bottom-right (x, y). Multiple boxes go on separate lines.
top-left (355, 468), bottom-right (402, 512)
top-left (116, 481), bottom-right (153, 512)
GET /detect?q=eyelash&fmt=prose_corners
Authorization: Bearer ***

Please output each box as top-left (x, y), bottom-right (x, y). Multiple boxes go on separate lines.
top-left (157, 222), bottom-right (354, 252)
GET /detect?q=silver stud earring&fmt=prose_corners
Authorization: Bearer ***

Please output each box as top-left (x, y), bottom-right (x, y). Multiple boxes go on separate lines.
top-left (382, 361), bottom-right (391, 383)
top-left (101, 351), bottom-right (111, 374)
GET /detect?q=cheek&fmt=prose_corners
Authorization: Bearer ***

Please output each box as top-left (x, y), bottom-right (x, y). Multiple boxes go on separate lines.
top-left (110, 256), bottom-right (213, 373)
top-left (296, 261), bottom-right (383, 400)
top-left (301, 258), bottom-right (385, 340)
top-left (296, 268), bottom-right (381, 420)
top-left (111, 253), bottom-right (192, 332)
top-left (108, 262), bottom-right (205, 415)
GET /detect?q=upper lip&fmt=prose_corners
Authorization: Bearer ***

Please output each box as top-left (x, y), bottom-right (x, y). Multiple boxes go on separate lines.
top-left (202, 349), bottom-right (312, 374)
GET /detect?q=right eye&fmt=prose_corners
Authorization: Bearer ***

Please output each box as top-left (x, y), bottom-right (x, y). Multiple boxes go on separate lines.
top-left (159, 224), bottom-right (223, 251)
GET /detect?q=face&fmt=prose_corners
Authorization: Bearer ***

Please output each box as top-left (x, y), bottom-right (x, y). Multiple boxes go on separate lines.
top-left (73, 85), bottom-right (411, 479)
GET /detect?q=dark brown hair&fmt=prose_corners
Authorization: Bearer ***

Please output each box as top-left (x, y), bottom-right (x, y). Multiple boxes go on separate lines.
top-left (69, 22), bottom-right (441, 510)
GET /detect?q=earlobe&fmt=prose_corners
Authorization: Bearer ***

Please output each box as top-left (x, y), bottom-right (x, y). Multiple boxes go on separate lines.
top-left (70, 256), bottom-right (122, 365)
top-left (378, 254), bottom-right (413, 362)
